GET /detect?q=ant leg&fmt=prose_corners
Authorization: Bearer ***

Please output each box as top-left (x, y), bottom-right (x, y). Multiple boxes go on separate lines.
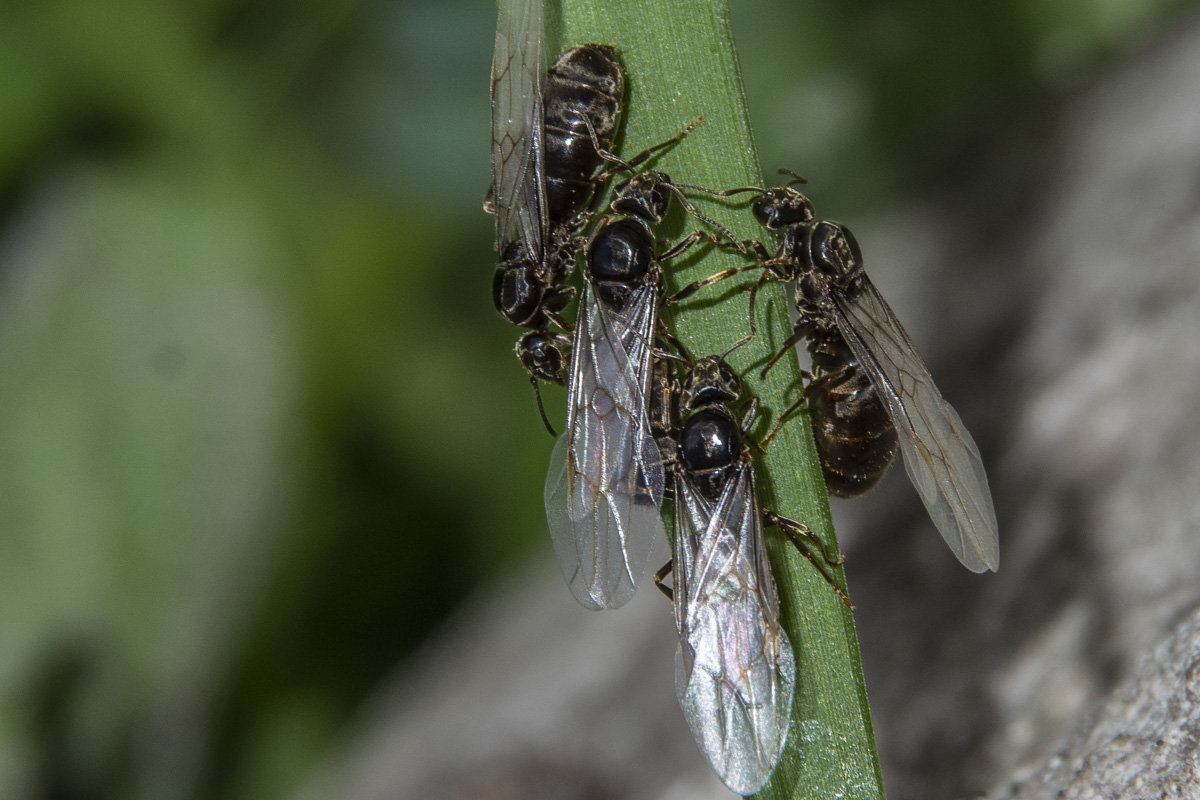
top-left (777, 168), bottom-right (808, 186)
top-left (746, 238), bottom-right (774, 261)
top-left (658, 229), bottom-right (709, 262)
top-left (758, 363), bottom-right (853, 449)
top-left (758, 323), bottom-right (808, 381)
top-left (673, 182), bottom-right (767, 200)
top-left (544, 307), bottom-right (574, 335)
top-left (654, 325), bottom-right (691, 364)
top-left (621, 116), bottom-right (704, 170)
top-left (717, 270), bottom-right (773, 358)
top-left (758, 394), bottom-right (805, 450)
top-left (664, 263), bottom-right (766, 305)
top-left (584, 115), bottom-right (703, 177)
top-left (762, 511), bottom-right (853, 609)
top-left (542, 284), bottom-right (577, 334)
top-left (661, 185), bottom-right (744, 251)
top-left (736, 396), bottom-right (760, 437)
top-left (653, 560), bottom-right (675, 601)
top-left (765, 510), bottom-right (846, 567)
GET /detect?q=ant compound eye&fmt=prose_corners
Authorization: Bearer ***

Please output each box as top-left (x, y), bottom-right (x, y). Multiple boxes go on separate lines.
top-left (752, 188), bottom-right (813, 229)
top-left (751, 196), bottom-right (779, 228)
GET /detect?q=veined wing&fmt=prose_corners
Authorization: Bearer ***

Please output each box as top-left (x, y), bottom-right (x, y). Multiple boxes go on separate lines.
top-left (544, 281), bottom-right (665, 609)
top-left (489, 0), bottom-right (546, 259)
top-left (672, 461), bottom-right (795, 796)
top-left (830, 277), bottom-right (1000, 572)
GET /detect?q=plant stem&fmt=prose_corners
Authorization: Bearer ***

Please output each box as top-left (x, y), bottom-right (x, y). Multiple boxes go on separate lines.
top-left (555, 1), bottom-right (886, 797)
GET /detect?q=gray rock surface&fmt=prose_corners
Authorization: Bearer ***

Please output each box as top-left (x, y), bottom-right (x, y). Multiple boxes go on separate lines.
top-left (857, 7), bottom-right (1200, 798)
top-left (987, 607), bottom-right (1200, 799)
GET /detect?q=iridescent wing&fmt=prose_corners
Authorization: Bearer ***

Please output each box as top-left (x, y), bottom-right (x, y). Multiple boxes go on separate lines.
top-left (830, 277), bottom-right (1000, 572)
top-left (672, 459), bottom-right (795, 796)
top-left (544, 281), bottom-right (666, 609)
top-left (489, 0), bottom-right (546, 259)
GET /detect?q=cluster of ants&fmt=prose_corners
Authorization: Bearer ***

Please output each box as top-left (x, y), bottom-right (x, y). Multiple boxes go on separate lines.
top-left (487, 12), bottom-right (998, 794)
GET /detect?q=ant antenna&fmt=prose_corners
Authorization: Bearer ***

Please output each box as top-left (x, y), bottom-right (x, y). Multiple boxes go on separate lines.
top-left (655, 326), bottom-right (693, 364)
top-left (661, 183), bottom-right (745, 252)
top-left (530, 376), bottom-right (557, 437)
top-left (674, 181), bottom-right (766, 200)
top-left (720, 327), bottom-right (754, 361)
top-left (777, 168), bottom-right (808, 187)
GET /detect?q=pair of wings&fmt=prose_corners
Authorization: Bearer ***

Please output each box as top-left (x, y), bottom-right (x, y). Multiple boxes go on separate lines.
top-left (544, 281), bottom-right (666, 609)
top-left (672, 457), bottom-right (795, 796)
top-left (825, 274), bottom-right (1000, 572)
top-left (490, 0), bottom-right (546, 264)
top-left (497, 0), bottom-right (665, 608)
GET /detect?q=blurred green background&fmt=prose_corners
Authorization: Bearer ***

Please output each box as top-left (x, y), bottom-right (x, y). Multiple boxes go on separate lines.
top-left (0, 0), bottom-right (1186, 798)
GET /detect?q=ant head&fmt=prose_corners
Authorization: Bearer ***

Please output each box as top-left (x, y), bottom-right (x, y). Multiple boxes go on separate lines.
top-left (680, 355), bottom-right (741, 410)
top-left (611, 171), bottom-right (673, 224)
top-left (751, 186), bottom-right (814, 230)
top-left (515, 331), bottom-right (569, 386)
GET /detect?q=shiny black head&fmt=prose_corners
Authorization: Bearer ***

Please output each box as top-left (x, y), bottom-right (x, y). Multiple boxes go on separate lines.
top-left (586, 216), bottom-right (655, 309)
top-left (680, 356), bottom-right (741, 411)
top-left (516, 331), bottom-right (569, 386)
top-left (610, 171), bottom-right (673, 225)
top-left (752, 187), bottom-right (814, 230)
top-left (678, 406), bottom-right (741, 501)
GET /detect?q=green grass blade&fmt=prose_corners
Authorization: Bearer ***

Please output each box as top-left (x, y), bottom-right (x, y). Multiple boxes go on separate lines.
top-left (553, 0), bottom-right (887, 797)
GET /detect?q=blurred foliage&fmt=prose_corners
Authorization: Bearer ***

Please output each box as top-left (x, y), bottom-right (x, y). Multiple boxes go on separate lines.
top-left (0, 0), bottom-right (1188, 798)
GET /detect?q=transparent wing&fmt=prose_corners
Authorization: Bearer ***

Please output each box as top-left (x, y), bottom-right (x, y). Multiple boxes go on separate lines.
top-left (544, 282), bottom-right (666, 609)
top-left (672, 461), bottom-right (795, 796)
top-left (489, 0), bottom-right (545, 258)
top-left (830, 277), bottom-right (1000, 572)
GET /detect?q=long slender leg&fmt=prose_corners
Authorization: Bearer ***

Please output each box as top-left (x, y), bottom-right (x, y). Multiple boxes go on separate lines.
top-left (762, 510), bottom-right (853, 609)
top-left (622, 117), bottom-right (703, 170)
top-left (718, 270), bottom-right (773, 357)
top-left (653, 560), bottom-right (674, 601)
top-left (673, 181), bottom-right (768, 200)
top-left (664, 263), bottom-right (765, 305)
top-left (654, 324), bottom-right (691, 365)
top-left (735, 396), bottom-right (760, 435)
top-left (657, 229), bottom-right (709, 262)
top-left (661, 185), bottom-right (742, 249)
top-left (541, 283), bottom-right (577, 334)
top-left (758, 396), bottom-right (805, 450)
top-left (759, 323), bottom-right (808, 381)
top-left (544, 308), bottom-right (573, 334)
top-left (664, 238), bottom-right (788, 305)
top-left (758, 362), bottom-right (851, 449)
top-left (583, 114), bottom-right (702, 177)
top-left (746, 238), bottom-right (774, 261)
